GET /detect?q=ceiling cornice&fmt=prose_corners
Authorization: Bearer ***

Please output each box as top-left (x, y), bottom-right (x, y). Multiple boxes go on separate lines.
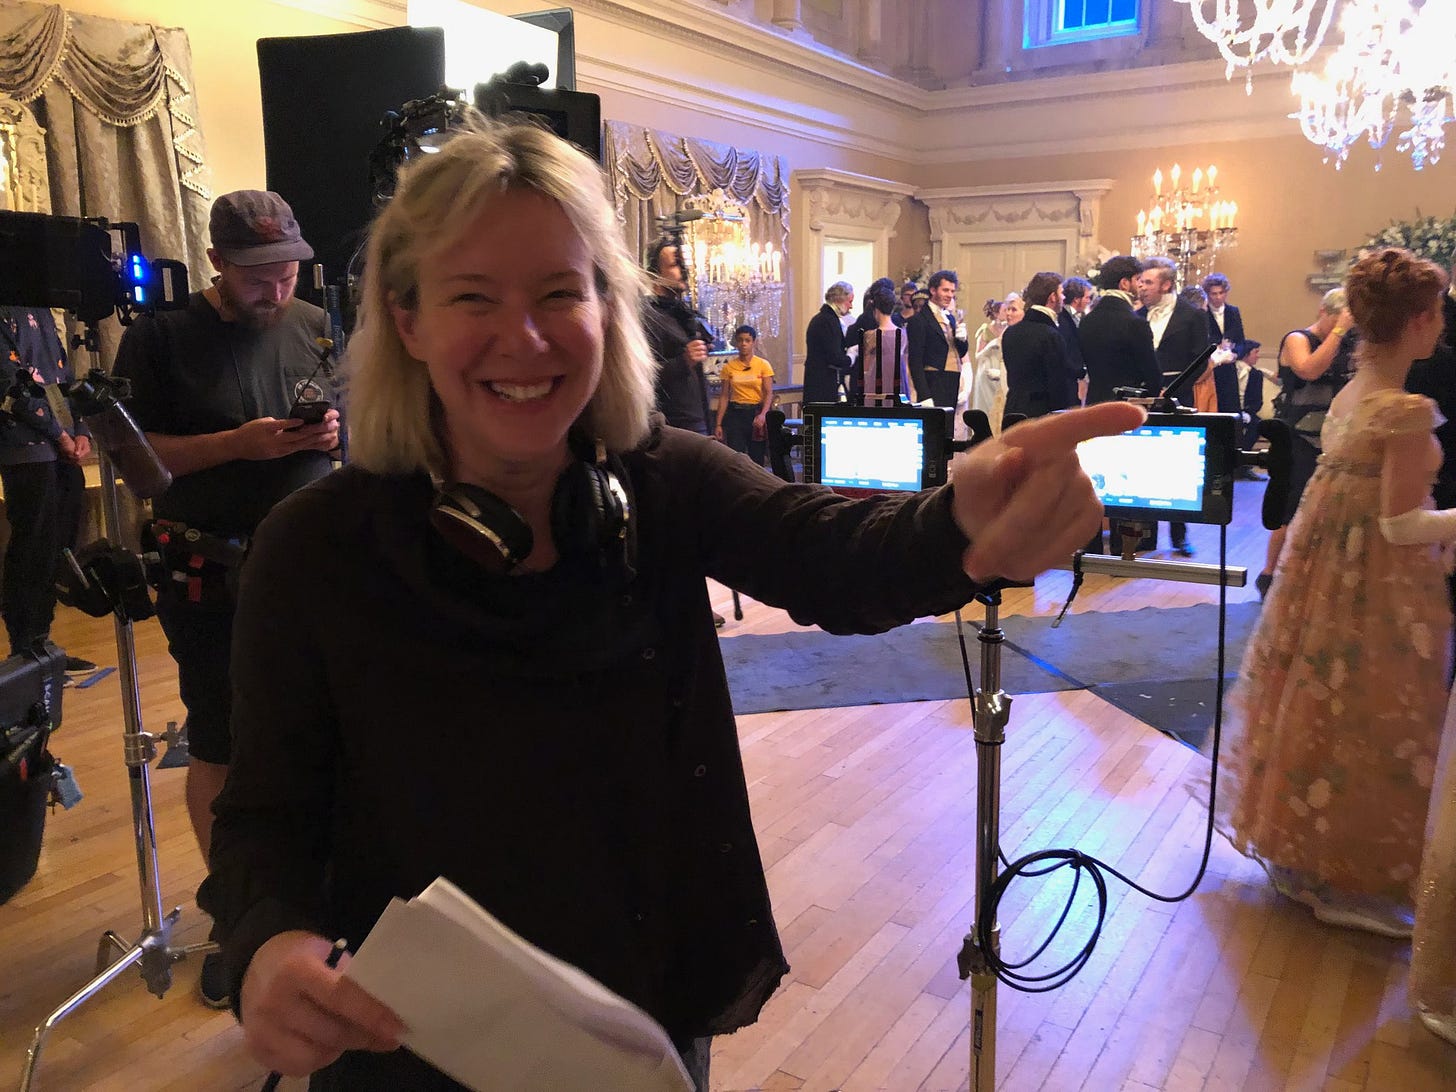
top-left (925, 59), bottom-right (1280, 114)
top-left (533, 0), bottom-right (925, 113)
top-left (580, 57), bottom-right (921, 163)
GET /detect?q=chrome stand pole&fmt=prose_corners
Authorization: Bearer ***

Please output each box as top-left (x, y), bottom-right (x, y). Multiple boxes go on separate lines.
top-left (960, 590), bottom-right (1011, 1092)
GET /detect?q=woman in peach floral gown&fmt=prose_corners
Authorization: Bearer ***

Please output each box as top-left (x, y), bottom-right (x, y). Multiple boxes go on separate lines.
top-left (1218, 249), bottom-right (1453, 942)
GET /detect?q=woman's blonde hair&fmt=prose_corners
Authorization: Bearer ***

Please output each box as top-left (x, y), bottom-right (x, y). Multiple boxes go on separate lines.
top-left (345, 112), bottom-right (655, 477)
top-left (1319, 287), bottom-right (1348, 315)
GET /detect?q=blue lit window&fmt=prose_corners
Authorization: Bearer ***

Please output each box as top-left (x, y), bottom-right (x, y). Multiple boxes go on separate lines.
top-left (1026, 0), bottom-right (1141, 49)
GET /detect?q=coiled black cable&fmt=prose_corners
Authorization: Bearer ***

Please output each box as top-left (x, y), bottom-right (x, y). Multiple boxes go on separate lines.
top-left (954, 523), bottom-right (1230, 993)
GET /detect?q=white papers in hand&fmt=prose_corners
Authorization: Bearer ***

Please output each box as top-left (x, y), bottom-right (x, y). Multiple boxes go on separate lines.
top-left (344, 876), bottom-right (693, 1091)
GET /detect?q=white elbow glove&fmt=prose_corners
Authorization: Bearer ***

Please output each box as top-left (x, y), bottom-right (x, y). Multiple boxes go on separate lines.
top-left (1379, 506), bottom-right (1456, 545)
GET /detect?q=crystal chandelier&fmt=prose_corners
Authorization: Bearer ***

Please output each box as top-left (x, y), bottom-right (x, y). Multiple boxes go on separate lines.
top-left (1130, 164), bottom-right (1238, 286)
top-left (680, 189), bottom-right (785, 339)
top-left (1290, 0), bottom-right (1455, 170)
top-left (1173, 0), bottom-right (1339, 78)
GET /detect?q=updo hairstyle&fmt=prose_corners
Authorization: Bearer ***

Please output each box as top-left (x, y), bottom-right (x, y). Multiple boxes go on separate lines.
top-left (1345, 247), bottom-right (1448, 345)
top-left (868, 283), bottom-right (898, 316)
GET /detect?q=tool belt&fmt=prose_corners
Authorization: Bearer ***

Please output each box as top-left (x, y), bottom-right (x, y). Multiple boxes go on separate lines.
top-left (141, 520), bottom-right (248, 611)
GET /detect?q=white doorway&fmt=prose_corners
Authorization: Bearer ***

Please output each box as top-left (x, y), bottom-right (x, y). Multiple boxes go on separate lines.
top-left (821, 238), bottom-right (875, 309)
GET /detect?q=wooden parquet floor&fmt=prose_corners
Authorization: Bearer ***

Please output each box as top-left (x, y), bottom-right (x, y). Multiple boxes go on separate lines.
top-left (2, 478), bottom-right (1453, 1091)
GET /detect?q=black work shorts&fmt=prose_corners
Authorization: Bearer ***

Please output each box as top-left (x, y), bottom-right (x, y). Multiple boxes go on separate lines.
top-left (154, 600), bottom-right (234, 766)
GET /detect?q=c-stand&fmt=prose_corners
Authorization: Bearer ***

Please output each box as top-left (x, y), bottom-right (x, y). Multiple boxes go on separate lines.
top-left (21, 366), bottom-right (210, 1091)
top-left (0, 211), bottom-right (205, 1090)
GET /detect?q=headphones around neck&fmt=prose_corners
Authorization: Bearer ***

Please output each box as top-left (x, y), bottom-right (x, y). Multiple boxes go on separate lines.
top-left (429, 438), bottom-right (633, 578)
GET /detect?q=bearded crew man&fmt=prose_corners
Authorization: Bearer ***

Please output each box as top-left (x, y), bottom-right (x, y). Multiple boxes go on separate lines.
top-left (643, 237), bottom-right (713, 435)
top-left (111, 190), bottom-right (341, 1009)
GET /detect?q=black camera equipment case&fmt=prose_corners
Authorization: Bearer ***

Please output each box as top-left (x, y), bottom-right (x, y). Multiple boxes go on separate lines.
top-left (0, 642), bottom-right (66, 904)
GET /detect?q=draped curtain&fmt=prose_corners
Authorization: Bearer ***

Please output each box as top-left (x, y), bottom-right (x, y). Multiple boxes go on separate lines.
top-left (0, 1), bottom-right (213, 366)
top-left (604, 121), bottom-right (792, 368)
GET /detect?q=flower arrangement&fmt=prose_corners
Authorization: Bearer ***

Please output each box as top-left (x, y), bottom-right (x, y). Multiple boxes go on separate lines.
top-left (1357, 210), bottom-right (1456, 271)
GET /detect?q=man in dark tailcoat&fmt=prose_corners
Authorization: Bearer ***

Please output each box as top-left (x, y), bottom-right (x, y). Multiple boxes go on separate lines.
top-left (1078, 256), bottom-right (1162, 406)
top-left (1002, 271), bottom-right (1077, 421)
top-left (906, 269), bottom-right (968, 408)
top-left (803, 281), bottom-right (854, 405)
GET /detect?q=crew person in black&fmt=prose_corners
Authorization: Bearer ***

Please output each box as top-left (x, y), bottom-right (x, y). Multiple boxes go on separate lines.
top-left (643, 237), bottom-right (712, 435)
top-left (111, 189), bottom-right (340, 1009)
top-left (199, 116), bottom-right (1144, 1091)
top-left (0, 306), bottom-right (93, 668)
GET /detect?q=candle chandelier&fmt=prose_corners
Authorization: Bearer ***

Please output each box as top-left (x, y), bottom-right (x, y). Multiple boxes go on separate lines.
top-left (681, 189), bottom-right (785, 339)
top-left (1175, 0), bottom-right (1456, 172)
top-left (1130, 164), bottom-right (1238, 286)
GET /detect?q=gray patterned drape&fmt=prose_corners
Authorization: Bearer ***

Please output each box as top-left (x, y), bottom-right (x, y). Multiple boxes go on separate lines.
top-left (604, 120), bottom-right (791, 363)
top-left (0, 1), bottom-right (213, 364)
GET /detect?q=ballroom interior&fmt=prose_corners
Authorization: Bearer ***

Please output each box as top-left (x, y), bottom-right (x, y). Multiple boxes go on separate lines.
top-left (3, 1), bottom-right (1456, 1090)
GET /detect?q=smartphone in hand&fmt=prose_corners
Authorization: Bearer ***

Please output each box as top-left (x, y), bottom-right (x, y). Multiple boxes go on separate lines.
top-left (288, 398), bottom-right (331, 426)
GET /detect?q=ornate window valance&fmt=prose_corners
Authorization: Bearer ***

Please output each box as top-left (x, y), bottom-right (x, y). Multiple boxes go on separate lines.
top-left (604, 120), bottom-right (789, 230)
top-left (0, 1), bottom-right (210, 199)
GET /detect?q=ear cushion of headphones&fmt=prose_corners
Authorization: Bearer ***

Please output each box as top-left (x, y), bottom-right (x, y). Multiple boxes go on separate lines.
top-left (551, 460), bottom-right (626, 557)
top-left (430, 483), bottom-right (533, 574)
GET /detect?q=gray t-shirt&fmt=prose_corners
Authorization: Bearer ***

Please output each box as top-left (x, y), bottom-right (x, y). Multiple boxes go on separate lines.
top-left (112, 292), bottom-right (335, 535)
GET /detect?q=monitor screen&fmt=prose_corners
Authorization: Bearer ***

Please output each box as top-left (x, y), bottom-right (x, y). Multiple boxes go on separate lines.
top-left (1077, 422), bottom-right (1209, 515)
top-left (817, 414), bottom-right (926, 492)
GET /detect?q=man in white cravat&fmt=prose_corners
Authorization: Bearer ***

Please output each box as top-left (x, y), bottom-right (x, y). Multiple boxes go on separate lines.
top-left (1136, 256), bottom-right (1210, 556)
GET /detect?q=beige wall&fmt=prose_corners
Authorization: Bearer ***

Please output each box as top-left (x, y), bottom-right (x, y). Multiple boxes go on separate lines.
top-left (915, 131), bottom-right (1456, 348)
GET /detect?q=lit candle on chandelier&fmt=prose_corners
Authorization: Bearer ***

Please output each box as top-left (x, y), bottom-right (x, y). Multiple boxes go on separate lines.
top-left (1170, 163), bottom-right (1181, 190)
top-left (1207, 164), bottom-right (1218, 190)
top-left (1137, 209), bottom-right (1147, 235)
top-left (1191, 167), bottom-right (1203, 194)
top-left (1153, 168), bottom-right (1163, 195)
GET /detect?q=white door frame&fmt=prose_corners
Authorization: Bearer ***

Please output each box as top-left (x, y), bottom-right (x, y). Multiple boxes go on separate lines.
top-left (792, 168), bottom-right (917, 383)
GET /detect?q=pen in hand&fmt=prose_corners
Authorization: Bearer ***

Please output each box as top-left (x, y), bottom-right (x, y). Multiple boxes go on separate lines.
top-left (260, 937), bottom-right (349, 1092)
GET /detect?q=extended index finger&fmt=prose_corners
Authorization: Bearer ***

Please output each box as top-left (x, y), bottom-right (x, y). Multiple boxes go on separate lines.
top-left (1000, 402), bottom-right (1147, 455)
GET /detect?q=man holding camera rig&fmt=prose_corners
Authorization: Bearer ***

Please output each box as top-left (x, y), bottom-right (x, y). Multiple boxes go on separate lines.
top-left (111, 189), bottom-right (340, 1009)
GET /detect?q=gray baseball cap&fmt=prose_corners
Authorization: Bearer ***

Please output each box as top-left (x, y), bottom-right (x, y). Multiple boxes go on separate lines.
top-left (209, 190), bottom-right (314, 266)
